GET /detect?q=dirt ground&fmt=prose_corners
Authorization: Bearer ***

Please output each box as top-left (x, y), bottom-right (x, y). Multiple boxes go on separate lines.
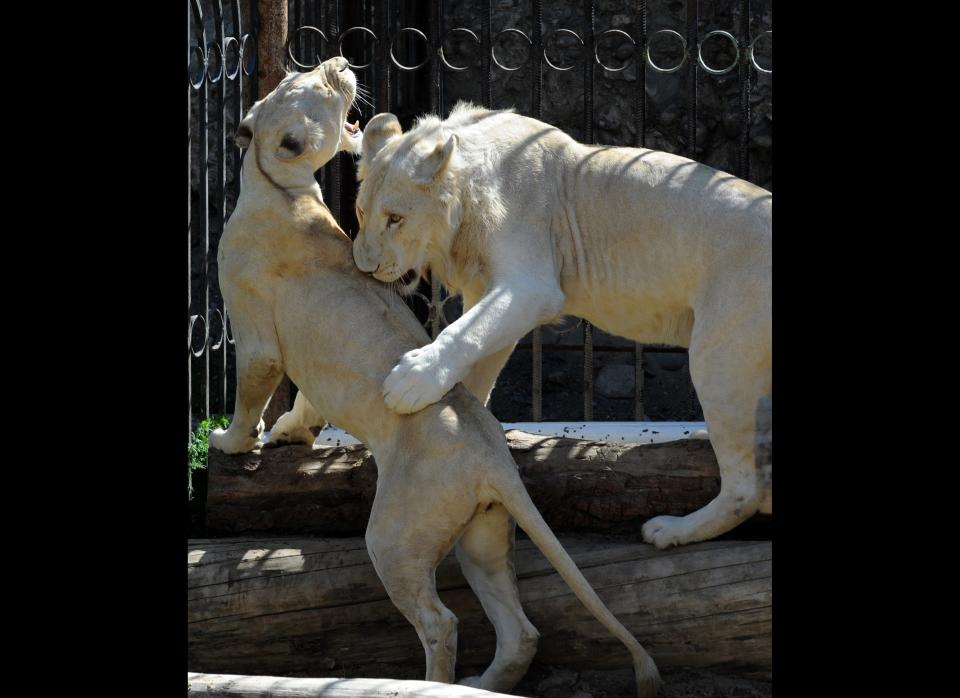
top-left (338, 661), bottom-right (771, 698)
top-left (513, 665), bottom-right (772, 698)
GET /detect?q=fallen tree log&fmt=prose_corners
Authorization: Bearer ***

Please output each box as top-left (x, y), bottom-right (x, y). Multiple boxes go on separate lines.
top-left (187, 673), bottom-right (518, 697)
top-left (188, 535), bottom-right (771, 679)
top-left (206, 430), bottom-right (740, 536)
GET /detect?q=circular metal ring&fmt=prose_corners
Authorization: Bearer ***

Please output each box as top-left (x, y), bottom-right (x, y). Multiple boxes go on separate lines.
top-left (240, 33), bottom-right (257, 76)
top-left (595, 28), bottom-right (635, 72)
top-left (188, 314), bottom-right (208, 357)
top-left (697, 29), bottom-right (739, 75)
top-left (224, 307), bottom-right (235, 345)
top-left (338, 26), bottom-right (378, 70)
top-left (645, 29), bottom-right (687, 74)
top-left (439, 27), bottom-right (480, 72)
top-left (389, 27), bottom-right (431, 72)
top-left (223, 36), bottom-right (241, 80)
top-left (205, 41), bottom-right (224, 84)
top-left (748, 30), bottom-right (772, 74)
top-left (543, 28), bottom-right (582, 72)
top-left (209, 308), bottom-right (226, 352)
top-left (491, 28), bottom-right (532, 72)
top-left (189, 44), bottom-right (206, 89)
top-left (287, 26), bottom-right (328, 69)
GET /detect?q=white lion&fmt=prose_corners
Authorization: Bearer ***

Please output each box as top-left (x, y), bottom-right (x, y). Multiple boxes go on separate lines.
top-left (349, 103), bottom-right (772, 550)
top-left (209, 59), bottom-right (660, 697)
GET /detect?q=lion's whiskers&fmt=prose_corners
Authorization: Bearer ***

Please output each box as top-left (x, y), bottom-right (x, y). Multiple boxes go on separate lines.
top-left (352, 82), bottom-right (375, 115)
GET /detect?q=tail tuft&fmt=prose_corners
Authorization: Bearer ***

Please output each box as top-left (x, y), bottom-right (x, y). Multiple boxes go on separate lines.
top-left (635, 653), bottom-right (662, 698)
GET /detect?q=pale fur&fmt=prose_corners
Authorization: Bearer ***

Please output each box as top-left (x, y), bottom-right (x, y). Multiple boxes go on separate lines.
top-left (353, 101), bottom-right (773, 549)
top-left (210, 61), bottom-right (660, 697)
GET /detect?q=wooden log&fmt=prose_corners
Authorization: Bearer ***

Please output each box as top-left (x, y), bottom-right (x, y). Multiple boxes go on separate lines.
top-left (188, 535), bottom-right (771, 679)
top-left (206, 431), bottom-right (728, 536)
top-left (187, 672), bottom-right (518, 697)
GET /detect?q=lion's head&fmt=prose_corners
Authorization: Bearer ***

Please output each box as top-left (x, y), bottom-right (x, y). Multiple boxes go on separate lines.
top-left (235, 56), bottom-right (362, 190)
top-left (351, 112), bottom-right (466, 294)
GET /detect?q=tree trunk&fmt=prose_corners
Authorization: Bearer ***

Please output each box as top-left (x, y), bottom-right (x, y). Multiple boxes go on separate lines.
top-left (257, 0), bottom-right (287, 98)
top-left (206, 431), bottom-right (734, 536)
top-left (254, 0), bottom-right (291, 430)
top-left (188, 535), bottom-right (771, 678)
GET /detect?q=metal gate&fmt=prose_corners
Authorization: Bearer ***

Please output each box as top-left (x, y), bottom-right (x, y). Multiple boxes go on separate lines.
top-left (188, 0), bottom-right (772, 434)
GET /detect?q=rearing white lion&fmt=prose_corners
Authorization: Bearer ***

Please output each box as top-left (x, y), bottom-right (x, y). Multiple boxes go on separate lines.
top-left (348, 103), bottom-right (772, 549)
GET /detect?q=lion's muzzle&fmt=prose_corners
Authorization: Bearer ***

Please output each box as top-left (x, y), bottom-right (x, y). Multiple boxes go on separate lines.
top-left (353, 237), bottom-right (379, 273)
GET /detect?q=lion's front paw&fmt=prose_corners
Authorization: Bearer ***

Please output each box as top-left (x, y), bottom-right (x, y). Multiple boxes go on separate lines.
top-left (382, 344), bottom-right (461, 414)
top-left (208, 420), bottom-right (263, 455)
top-left (641, 515), bottom-right (692, 550)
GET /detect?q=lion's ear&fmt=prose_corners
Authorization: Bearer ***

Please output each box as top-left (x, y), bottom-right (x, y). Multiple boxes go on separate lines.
top-left (413, 133), bottom-right (458, 183)
top-left (234, 102), bottom-right (261, 149)
top-left (362, 113), bottom-right (402, 161)
top-left (275, 117), bottom-right (308, 159)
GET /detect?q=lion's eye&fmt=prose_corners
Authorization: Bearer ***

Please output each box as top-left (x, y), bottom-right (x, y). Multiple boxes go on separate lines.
top-left (387, 213), bottom-right (403, 225)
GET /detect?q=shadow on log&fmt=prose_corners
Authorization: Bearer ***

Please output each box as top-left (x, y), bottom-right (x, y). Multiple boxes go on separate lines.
top-left (188, 535), bottom-right (771, 680)
top-left (206, 431), bottom-right (773, 537)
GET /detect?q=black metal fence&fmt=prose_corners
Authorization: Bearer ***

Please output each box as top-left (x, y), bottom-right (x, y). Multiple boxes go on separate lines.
top-left (187, 0), bottom-right (772, 435)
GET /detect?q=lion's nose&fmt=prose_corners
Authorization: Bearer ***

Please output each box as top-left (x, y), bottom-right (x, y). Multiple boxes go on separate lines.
top-left (352, 239), bottom-right (378, 273)
top-left (328, 56), bottom-right (349, 72)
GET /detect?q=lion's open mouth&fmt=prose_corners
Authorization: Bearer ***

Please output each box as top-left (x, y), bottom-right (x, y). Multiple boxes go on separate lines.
top-left (341, 119), bottom-right (362, 154)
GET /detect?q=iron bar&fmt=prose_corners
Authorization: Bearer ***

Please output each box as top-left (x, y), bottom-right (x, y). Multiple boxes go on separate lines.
top-left (531, 0), bottom-right (543, 421)
top-left (582, 0), bottom-right (596, 421)
top-left (685, 0), bottom-right (700, 420)
top-left (739, 0), bottom-right (751, 180)
top-left (634, 0), bottom-right (648, 421)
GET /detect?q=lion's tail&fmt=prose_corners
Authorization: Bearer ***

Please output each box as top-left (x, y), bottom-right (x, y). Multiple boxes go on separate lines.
top-left (491, 473), bottom-right (661, 698)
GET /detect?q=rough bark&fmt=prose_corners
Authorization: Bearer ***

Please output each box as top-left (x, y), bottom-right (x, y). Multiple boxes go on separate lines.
top-left (206, 431), bottom-right (726, 536)
top-left (257, 0), bottom-right (287, 98)
top-left (188, 535), bottom-right (771, 679)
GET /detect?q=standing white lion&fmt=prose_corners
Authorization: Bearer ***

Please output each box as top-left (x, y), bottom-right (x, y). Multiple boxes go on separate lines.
top-left (344, 102), bottom-right (772, 549)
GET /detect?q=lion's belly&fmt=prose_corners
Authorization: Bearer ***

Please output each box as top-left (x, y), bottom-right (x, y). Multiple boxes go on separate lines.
top-left (561, 290), bottom-right (694, 347)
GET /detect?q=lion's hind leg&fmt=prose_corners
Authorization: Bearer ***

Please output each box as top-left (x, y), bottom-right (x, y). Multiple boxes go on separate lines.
top-left (454, 503), bottom-right (540, 693)
top-left (365, 525), bottom-right (459, 684)
top-left (642, 309), bottom-right (770, 549)
top-left (209, 354), bottom-right (284, 455)
top-left (266, 390), bottom-right (326, 447)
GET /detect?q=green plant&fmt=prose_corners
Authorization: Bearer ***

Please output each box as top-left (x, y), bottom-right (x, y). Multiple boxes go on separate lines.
top-left (188, 414), bottom-right (230, 500)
